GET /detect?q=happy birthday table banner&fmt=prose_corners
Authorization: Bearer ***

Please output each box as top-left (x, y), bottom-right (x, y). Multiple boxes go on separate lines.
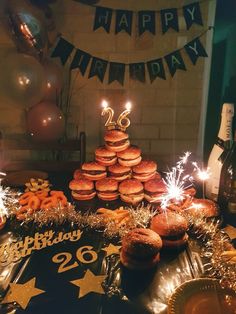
top-left (51, 28), bottom-right (211, 85)
top-left (75, 1), bottom-right (205, 35)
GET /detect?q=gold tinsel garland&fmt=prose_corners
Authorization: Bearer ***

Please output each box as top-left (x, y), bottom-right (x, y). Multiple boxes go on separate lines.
top-left (9, 201), bottom-right (236, 294)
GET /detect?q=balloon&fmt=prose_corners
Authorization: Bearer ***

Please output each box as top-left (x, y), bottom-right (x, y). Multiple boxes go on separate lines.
top-left (26, 101), bottom-right (65, 142)
top-left (42, 58), bottom-right (63, 101)
top-left (0, 52), bottom-right (46, 107)
top-left (4, 0), bottom-right (48, 59)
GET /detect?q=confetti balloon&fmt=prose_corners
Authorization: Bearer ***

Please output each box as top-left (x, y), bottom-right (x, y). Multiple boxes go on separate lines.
top-left (26, 101), bottom-right (65, 142)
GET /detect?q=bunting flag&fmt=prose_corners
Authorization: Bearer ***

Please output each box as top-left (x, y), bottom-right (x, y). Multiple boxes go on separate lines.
top-left (51, 37), bottom-right (74, 65)
top-left (160, 8), bottom-right (179, 34)
top-left (73, 0), bottom-right (206, 35)
top-left (88, 57), bottom-right (108, 82)
top-left (184, 37), bottom-right (208, 64)
top-left (138, 11), bottom-right (156, 35)
top-left (93, 7), bottom-right (112, 33)
top-left (51, 29), bottom-right (210, 85)
top-left (108, 62), bottom-right (125, 85)
top-left (115, 10), bottom-right (133, 35)
top-left (183, 2), bottom-right (203, 30)
top-left (165, 50), bottom-right (186, 76)
top-left (70, 49), bottom-right (91, 75)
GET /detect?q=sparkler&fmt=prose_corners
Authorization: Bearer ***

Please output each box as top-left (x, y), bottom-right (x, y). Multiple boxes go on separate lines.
top-left (161, 152), bottom-right (193, 209)
top-left (192, 162), bottom-right (211, 199)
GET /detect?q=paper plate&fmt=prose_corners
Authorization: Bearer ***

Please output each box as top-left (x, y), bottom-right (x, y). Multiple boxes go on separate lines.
top-left (168, 278), bottom-right (236, 314)
top-left (3, 170), bottom-right (48, 187)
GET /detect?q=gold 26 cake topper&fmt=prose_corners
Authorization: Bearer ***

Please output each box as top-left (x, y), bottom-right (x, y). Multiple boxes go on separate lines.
top-left (101, 100), bottom-right (132, 131)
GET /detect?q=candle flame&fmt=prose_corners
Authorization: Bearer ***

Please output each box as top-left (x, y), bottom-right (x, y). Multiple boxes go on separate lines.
top-left (125, 101), bottom-right (132, 111)
top-left (102, 100), bottom-right (108, 109)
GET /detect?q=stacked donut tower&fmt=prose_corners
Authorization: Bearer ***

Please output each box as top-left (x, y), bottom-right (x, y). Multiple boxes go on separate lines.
top-left (69, 101), bottom-right (166, 205)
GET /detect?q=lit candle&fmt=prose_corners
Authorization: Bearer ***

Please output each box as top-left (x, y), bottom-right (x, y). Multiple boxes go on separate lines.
top-left (101, 100), bottom-right (116, 130)
top-left (117, 101), bottom-right (132, 131)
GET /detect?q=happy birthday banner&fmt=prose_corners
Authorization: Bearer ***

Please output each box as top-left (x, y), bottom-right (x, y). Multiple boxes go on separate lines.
top-left (74, 1), bottom-right (205, 35)
top-left (51, 28), bottom-right (211, 85)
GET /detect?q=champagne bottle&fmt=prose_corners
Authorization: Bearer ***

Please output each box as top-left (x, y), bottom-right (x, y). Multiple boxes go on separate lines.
top-left (218, 130), bottom-right (236, 226)
top-left (205, 103), bottom-right (234, 201)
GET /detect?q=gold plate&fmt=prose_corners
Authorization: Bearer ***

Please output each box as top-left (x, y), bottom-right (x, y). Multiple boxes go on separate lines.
top-left (3, 170), bottom-right (48, 187)
top-left (168, 278), bottom-right (236, 314)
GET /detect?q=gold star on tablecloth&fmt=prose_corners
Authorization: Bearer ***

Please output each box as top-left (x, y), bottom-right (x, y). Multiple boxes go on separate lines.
top-left (70, 269), bottom-right (107, 298)
top-left (102, 243), bottom-right (121, 257)
top-left (2, 277), bottom-right (45, 309)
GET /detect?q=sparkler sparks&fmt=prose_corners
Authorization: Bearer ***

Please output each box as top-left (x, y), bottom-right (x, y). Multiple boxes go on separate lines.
top-left (192, 162), bottom-right (211, 181)
top-left (161, 152), bottom-right (193, 209)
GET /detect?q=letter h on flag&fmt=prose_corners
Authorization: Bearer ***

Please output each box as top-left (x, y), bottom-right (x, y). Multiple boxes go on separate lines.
top-left (94, 7), bottom-right (113, 33)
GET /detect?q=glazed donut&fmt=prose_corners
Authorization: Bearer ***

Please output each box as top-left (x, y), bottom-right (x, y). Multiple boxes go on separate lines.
top-left (19, 192), bottom-right (34, 206)
top-left (41, 196), bottom-right (58, 210)
top-left (35, 190), bottom-right (48, 201)
top-left (50, 190), bottom-right (67, 206)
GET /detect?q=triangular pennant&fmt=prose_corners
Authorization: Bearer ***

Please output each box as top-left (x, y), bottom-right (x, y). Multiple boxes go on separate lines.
top-left (160, 8), bottom-right (179, 34)
top-left (93, 7), bottom-right (112, 33)
top-left (70, 49), bottom-right (91, 75)
top-left (183, 2), bottom-right (203, 30)
top-left (108, 62), bottom-right (125, 85)
top-left (88, 57), bottom-right (108, 82)
top-left (115, 10), bottom-right (133, 35)
top-left (138, 11), bottom-right (156, 35)
top-left (129, 63), bottom-right (145, 82)
top-left (147, 58), bottom-right (166, 83)
top-left (51, 37), bottom-right (74, 65)
top-left (165, 50), bottom-right (186, 76)
top-left (184, 37), bottom-right (208, 65)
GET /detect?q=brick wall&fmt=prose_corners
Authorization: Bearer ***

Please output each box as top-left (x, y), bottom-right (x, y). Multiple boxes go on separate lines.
top-left (0, 0), bottom-right (212, 170)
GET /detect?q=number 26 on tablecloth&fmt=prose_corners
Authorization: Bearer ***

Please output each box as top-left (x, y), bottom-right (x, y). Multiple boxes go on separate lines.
top-left (52, 246), bottom-right (98, 273)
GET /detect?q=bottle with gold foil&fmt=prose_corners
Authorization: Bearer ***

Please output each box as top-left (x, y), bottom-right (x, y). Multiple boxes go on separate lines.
top-left (218, 130), bottom-right (236, 226)
top-left (205, 103), bottom-right (234, 201)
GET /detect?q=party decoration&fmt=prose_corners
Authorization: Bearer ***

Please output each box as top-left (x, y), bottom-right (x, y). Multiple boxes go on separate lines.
top-left (108, 62), bottom-right (125, 85)
top-left (42, 58), bottom-right (63, 101)
top-left (70, 49), bottom-right (91, 75)
top-left (164, 50), bottom-right (186, 77)
top-left (182, 211), bottom-right (236, 294)
top-left (129, 63), bottom-right (146, 83)
top-left (53, 28), bottom-right (210, 85)
top-left (101, 100), bottom-right (116, 130)
top-left (77, 0), bottom-right (205, 35)
top-left (5, 0), bottom-right (48, 58)
top-left (183, 2), bottom-right (203, 30)
top-left (70, 269), bottom-right (107, 298)
top-left (102, 244), bottom-right (121, 257)
top-left (88, 57), bottom-right (108, 82)
top-left (0, 53), bottom-right (45, 107)
top-left (2, 277), bottom-right (45, 309)
top-left (115, 10), bottom-right (133, 35)
top-left (51, 37), bottom-right (74, 65)
top-left (138, 11), bottom-right (156, 35)
top-left (117, 102), bottom-right (132, 131)
top-left (93, 7), bottom-right (112, 33)
top-left (26, 101), bottom-right (65, 142)
top-left (185, 37), bottom-right (208, 65)
top-left (0, 228), bottom-right (82, 267)
top-left (160, 8), bottom-right (179, 34)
